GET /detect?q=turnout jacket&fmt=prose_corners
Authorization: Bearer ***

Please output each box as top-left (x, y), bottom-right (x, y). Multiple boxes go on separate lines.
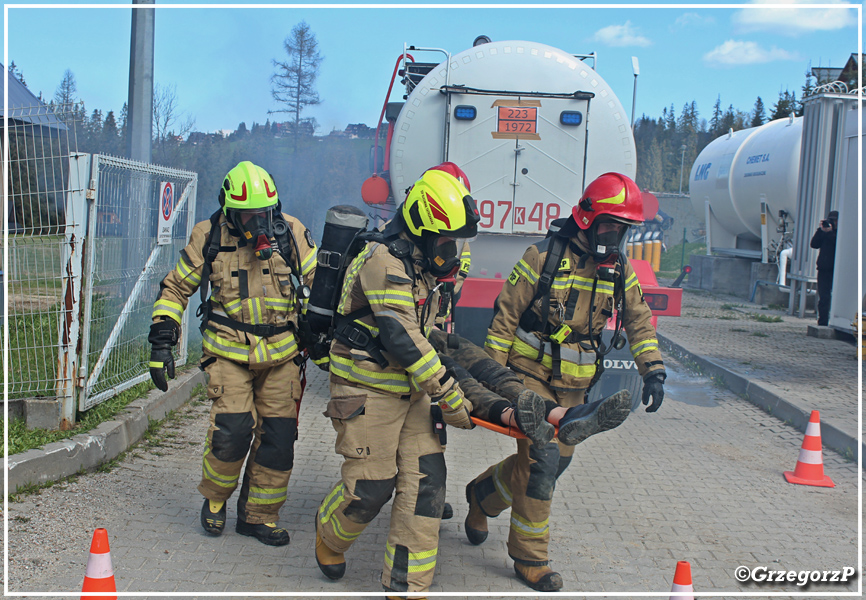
top-left (152, 212), bottom-right (317, 369)
top-left (484, 236), bottom-right (665, 392)
top-left (329, 230), bottom-right (465, 404)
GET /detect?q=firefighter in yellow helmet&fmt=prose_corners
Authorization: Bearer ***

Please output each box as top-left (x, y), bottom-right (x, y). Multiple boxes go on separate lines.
top-left (464, 172), bottom-right (665, 591)
top-left (149, 161), bottom-right (317, 546)
top-left (314, 167), bottom-right (480, 596)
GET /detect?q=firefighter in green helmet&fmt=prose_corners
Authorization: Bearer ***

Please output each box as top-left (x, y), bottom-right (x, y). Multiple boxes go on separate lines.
top-left (148, 161), bottom-right (317, 546)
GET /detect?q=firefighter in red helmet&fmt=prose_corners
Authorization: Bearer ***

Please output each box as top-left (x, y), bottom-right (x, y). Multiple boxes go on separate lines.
top-left (465, 172), bottom-right (666, 591)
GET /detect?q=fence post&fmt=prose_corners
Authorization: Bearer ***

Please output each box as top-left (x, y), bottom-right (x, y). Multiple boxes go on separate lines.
top-left (56, 152), bottom-right (90, 429)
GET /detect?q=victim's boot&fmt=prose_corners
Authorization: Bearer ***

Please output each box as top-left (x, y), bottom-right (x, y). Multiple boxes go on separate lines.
top-left (557, 389), bottom-right (631, 446)
top-left (514, 562), bottom-right (564, 592)
top-left (464, 480), bottom-right (488, 545)
top-left (513, 389), bottom-right (555, 447)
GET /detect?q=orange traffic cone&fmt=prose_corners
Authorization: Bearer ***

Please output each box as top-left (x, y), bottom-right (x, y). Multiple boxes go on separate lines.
top-left (670, 560), bottom-right (694, 600)
top-left (784, 410), bottom-right (835, 488)
top-left (81, 528), bottom-right (116, 600)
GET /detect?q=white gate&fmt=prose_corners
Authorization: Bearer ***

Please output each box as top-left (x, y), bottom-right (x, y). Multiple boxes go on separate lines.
top-left (77, 155), bottom-right (198, 411)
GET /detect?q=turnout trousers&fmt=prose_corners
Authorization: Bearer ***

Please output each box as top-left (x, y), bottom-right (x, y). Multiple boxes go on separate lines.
top-left (469, 375), bottom-right (585, 565)
top-left (197, 356), bottom-right (300, 525)
top-left (317, 382), bottom-right (446, 593)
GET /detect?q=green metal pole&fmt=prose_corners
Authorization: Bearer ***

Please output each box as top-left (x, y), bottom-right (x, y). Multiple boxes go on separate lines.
top-left (680, 227), bottom-right (687, 271)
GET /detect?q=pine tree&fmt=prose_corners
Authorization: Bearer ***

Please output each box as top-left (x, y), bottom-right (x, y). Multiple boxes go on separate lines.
top-left (53, 69), bottom-right (77, 114)
top-left (709, 95), bottom-right (723, 137)
top-left (770, 90), bottom-right (794, 120)
top-left (271, 20), bottom-right (323, 150)
top-left (8, 61), bottom-right (26, 87)
top-left (750, 97), bottom-right (766, 127)
top-left (103, 111), bottom-right (120, 154)
top-left (720, 104), bottom-right (735, 134)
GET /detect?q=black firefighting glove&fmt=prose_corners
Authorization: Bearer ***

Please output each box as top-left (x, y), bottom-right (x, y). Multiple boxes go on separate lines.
top-left (148, 320), bottom-right (179, 392)
top-left (641, 372), bottom-right (666, 412)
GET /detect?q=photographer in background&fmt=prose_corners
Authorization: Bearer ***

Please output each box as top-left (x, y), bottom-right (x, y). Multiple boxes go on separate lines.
top-left (810, 210), bottom-right (838, 327)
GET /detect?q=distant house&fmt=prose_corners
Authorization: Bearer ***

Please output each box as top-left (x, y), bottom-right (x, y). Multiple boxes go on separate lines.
top-left (275, 120), bottom-right (315, 137)
top-left (812, 53), bottom-right (864, 90)
top-left (344, 123), bottom-right (376, 139)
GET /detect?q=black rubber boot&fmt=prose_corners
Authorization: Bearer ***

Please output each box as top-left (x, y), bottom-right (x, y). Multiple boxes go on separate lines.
top-left (557, 389), bottom-right (631, 446)
top-left (514, 389), bottom-right (555, 446)
top-left (236, 518), bottom-right (290, 546)
top-left (514, 562), bottom-right (564, 592)
top-left (464, 481), bottom-right (488, 545)
top-left (200, 498), bottom-right (226, 535)
top-left (441, 502), bottom-right (453, 520)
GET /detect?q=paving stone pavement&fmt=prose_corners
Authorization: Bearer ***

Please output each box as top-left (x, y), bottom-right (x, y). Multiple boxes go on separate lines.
top-left (655, 285), bottom-right (860, 450)
top-left (3, 345), bottom-right (861, 599)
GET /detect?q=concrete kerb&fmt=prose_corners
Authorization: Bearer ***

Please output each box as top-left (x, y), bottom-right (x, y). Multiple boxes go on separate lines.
top-left (7, 369), bottom-right (206, 494)
top-left (658, 333), bottom-right (863, 461)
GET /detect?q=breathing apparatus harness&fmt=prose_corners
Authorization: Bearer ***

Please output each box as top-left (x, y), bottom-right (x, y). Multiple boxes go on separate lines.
top-left (196, 207), bottom-right (311, 348)
top-left (518, 217), bottom-right (627, 384)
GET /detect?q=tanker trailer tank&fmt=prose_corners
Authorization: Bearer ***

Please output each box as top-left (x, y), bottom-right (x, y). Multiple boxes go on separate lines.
top-left (387, 39), bottom-right (635, 279)
top-left (690, 116), bottom-right (803, 259)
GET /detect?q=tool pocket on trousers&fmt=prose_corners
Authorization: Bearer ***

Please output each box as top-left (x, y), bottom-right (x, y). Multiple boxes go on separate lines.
top-left (325, 395), bottom-right (367, 460)
top-left (205, 365), bottom-right (224, 402)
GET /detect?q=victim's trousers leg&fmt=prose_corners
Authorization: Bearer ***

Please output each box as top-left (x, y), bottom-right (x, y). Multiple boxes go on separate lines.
top-left (197, 357), bottom-right (299, 525)
top-left (318, 385), bottom-right (445, 593)
top-left (471, 375), bottom-right (585, 565)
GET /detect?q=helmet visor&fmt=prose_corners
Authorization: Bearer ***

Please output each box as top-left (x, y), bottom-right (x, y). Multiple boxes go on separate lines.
top-left (590, 220), bottom-right (630, 258)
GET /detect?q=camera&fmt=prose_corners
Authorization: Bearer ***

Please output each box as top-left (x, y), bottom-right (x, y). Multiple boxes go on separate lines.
top-left (821, 219), bottom-right (832, 228)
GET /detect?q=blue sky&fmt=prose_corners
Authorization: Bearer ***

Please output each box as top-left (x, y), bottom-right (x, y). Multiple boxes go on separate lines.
top-left (5, 1), bottom-right (861, 135)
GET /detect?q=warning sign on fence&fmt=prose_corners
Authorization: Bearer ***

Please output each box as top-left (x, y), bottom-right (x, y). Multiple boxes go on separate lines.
top-left (157, 182), bottom-right (174, 245)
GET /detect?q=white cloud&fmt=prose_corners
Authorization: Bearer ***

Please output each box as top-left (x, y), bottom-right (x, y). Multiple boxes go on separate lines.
top-left (673, 12), bottom-right (716, 29)
top-left (704, 40), bottom-right (800, 67)
top-left (733, 0), bottom-right (857, 35)
top-left (591, 21), bottom-right (652, 47)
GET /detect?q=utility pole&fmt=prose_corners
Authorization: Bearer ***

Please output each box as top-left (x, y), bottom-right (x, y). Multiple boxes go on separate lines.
top-left (630, 57), bottom-right (639, 129)
top-left (678, 144), bottom-right (686, 195)
top-left (127, 0), bottom-right (155, 163)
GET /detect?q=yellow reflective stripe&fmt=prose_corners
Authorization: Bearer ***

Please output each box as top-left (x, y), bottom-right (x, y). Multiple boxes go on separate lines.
top-left (153, 298), bottom-right (183, 323)
top-left (319, 483), bottom-right (345, 524)
top-left (485, 334), bottom-right (513, 352)
top-left (330, 354), bottom-right (411, 394)
top-left (253, 339), bottom-right (266, 363)
top-left (330, 516), bottom-right (361, 542)
top-left (203, 330), bottom-right (249, 362)
top-left (364, 289), bottom-right (415, 307)
top-left (338, 245), bottom-right (376, 314)
top-left (492, 461), bottom-right (512, 505)
top-left (630, 338), bottom-right (658, 356)
top-left (267, 334), bottom-right (299, 361)
top-left (149, 361), bottom-right (164, 368)
top-left (626, 274), bottom-right (641, 293)
top-left (313, 355), bottom-right (331, 366)
top-left (263, 297), bottom-right (292, 311)
top-left (551, 274), bottom-right (615, 294)
top-left (248, 298), bottom-right (264, 325)
top-left (355, 320), bottom-right (379, 336)
top-left (175, 257), bottom-right (202, 285)
top-left (510, 512), bottom-right (549, 538)
top-left (247, 485), bottom-right (288, 504)
top-left (301, 246), bottom-right (317, 276)
top-left (220, 299), bottom-right (243, 316)
top-left (514, 259), bottom-right (539, 285)
top-left (202, 454), bottom-right (239, 488)
top-left (406, 348), bottom-right (441, 382)
top-left (596, 187), bottom-right (626, 205)
top-left (512, 337), bottom-right (597, 379)
top-left (438, 388), bottom-right (463, 411)
top-left (384, 542), bottom-right (438, 573)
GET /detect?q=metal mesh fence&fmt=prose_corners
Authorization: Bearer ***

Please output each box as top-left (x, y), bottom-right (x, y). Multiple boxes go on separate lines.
top-left (5, 104), bottom-right (80, 400)
top-left (81, 155), bottom-right (197, 409)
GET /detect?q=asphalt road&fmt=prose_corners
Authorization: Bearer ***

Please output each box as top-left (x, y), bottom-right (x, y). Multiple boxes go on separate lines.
top-left (4, 354), bottom-right (861, 599)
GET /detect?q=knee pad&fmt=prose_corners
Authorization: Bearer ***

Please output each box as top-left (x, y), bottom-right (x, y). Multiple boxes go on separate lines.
top-left (526, 442), bottom-right (560, 501)
top-left (254, 416), bottom-right (297, 471)
top-left (344, 476), bottom-right (396, 524)
top-left (415, 453), bottom-right (446, 518)
top-left (211, 412), bottom-right (255, 463)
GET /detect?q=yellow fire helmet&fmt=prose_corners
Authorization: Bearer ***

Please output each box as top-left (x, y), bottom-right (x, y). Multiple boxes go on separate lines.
top-left (219, 161), bottom-right (279, 214)
top-left (401, 169), bottom-right (479, 239)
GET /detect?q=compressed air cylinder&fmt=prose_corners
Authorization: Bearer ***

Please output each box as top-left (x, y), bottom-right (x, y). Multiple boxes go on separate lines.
top-left (633, 237), bottom-right (643, 261)
top-left (306, 205), bottom-right (368, 335)
top-left (651, 239), bottom-right (662, 272)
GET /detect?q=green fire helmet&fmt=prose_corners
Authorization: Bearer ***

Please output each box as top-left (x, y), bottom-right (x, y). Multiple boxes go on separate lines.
top-left (218, 161), bottom-right (279, 214)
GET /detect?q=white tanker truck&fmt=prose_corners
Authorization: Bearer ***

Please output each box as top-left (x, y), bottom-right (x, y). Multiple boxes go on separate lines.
top-left (357, 37), bottom-right (682, 407)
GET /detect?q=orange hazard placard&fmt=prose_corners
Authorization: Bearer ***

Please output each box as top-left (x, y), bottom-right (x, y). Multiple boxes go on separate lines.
top-left (497, 106), bottom-right (537, 134)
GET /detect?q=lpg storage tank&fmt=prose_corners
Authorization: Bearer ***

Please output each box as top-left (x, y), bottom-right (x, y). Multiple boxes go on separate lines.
top-left (687, 116), bottom-right (802, 298)
top-left (387, 40), bottom-right (635, 278)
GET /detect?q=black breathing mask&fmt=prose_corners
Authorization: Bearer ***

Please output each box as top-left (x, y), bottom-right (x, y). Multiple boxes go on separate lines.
top-left (423, 234), bottom-right (460, 278)
top-left (230, 209), bottom-right (275, 260)
top-left (587, 219), bottom-right (629, 261)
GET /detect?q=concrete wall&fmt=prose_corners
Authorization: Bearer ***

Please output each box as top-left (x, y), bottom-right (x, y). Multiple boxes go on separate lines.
top-left (686, 255), bottom-right (755, 298)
